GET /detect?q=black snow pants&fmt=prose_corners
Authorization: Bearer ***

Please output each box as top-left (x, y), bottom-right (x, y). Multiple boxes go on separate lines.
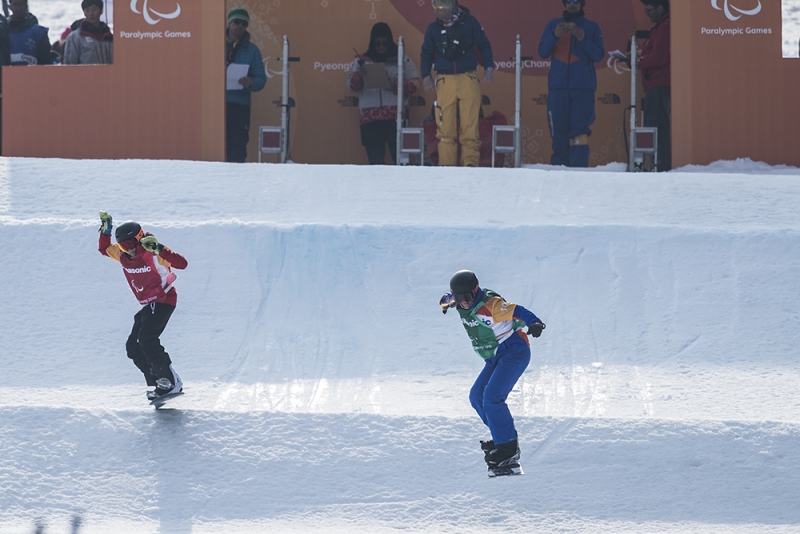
top-left (226, 102), bottom-right (251, 163)
top-left (126, 302), bottom-right (176, 387)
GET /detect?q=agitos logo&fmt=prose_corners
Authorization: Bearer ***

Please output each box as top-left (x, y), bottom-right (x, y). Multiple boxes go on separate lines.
top-left (131, 0), bottom-right (181, 25)
top-left (711, 0), bottom-right (762, 21)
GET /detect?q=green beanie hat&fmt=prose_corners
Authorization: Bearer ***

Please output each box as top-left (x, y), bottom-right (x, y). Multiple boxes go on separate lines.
top-left (227, 8), bottom-right (250, 24)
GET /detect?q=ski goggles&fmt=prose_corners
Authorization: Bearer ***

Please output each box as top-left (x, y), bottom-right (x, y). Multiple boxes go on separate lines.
top-left (453, 290), bottom-right (476, 306)
top-left (118, 229), bottom-right (144, 252)
top-left (564, 0), bottom-right (581, 3)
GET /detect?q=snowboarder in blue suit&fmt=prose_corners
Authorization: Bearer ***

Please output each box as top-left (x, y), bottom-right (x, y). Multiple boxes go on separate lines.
top-left (441, 270), bottom-right (546, 476)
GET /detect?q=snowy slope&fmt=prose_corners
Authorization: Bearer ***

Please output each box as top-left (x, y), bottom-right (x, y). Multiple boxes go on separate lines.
top-left (2, 157), bottom-right (800, 533)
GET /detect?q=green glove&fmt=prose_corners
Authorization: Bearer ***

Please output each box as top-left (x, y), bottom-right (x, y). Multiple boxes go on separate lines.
top-left (140, 235), bottom-right (161, 254)
top-left (99, 211), bottom-right (113, 235)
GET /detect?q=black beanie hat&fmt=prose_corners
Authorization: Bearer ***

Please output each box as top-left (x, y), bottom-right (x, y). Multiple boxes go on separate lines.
top-left (81, 0), bottom-right (103, 10)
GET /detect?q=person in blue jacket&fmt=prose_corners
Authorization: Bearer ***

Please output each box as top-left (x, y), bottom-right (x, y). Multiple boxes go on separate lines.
top-left (538, 0), bottom-right (604, 167)
top-left (8, 0), bottom-right (51, 66)
top-left (226, 8), bottom-right (267, 163)
top-left (440, 270), bottom-right (546, 477)
top-left (420, 0), bottom-right (494, 167)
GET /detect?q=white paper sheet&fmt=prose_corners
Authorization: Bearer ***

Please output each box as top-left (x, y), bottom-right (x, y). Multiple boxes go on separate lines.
top-left (227, 64), bottom-right (250, 90)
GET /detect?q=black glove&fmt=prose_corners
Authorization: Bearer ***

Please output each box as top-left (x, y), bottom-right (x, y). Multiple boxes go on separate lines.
top-left (527, 322), bottom-right (545, 338)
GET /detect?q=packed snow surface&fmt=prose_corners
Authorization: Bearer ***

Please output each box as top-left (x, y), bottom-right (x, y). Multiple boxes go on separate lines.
top-left (2, 156), bottom-right (800, 534)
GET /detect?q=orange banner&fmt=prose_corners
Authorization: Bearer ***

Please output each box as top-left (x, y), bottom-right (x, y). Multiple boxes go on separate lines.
top-left (672, 0), bottom-right (800, 167)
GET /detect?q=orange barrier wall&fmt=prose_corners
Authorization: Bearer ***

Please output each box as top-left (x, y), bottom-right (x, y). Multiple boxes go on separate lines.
top-left (233, 0), bottom-right (642, 165)
top-left (672, 0), bottom-right (800, 167)
top-left (2, 0), bottom-right (225, 161)
top-left (4, 0), bottom-right (796, 167)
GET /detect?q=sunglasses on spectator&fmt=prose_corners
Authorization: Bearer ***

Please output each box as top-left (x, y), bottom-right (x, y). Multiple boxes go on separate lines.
top-left (564, 0), bottom-right (581, 3)
top-left (231, 18), bottom-right (248, 27)
top-left (433, 5), bottom-right (450, 10)
top-left (373, 38), bottom-right (390, 47)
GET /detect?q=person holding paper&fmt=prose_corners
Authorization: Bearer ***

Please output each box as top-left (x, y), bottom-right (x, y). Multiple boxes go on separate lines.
top-left (347, 22), bottom-right (421, 165)
top-left (538, 0), bottom-right (604, 168)
top-left (226, 8), bottom-right (266, 163)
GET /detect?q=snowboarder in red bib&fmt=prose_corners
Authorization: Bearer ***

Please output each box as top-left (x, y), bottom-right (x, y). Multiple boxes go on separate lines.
top-left (97, 211), bottom-right (188, 402)
top-left (440, 270), bottom-right (545, 477)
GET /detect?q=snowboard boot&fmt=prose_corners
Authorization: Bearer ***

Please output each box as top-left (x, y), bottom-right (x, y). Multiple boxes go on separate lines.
top-left (480, 439), bottom-right (495, 464)
top-left (153, 366), bottom-right (183, 398)
top-left (486, 438), bottom-right (522, 477)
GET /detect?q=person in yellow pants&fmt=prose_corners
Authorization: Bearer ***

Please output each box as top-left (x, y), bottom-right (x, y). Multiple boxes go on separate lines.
top-left (434, 72), bottom-right (482, 166)
top-left (421, 0), bottom-right (494, 167)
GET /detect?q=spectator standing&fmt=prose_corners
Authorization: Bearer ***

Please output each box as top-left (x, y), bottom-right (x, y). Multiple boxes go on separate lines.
top-left (62, 0), bottom-right (112, 65)
top-left (538, 0), bottom-right (604, 167)
top-left (51, 19), bottom-right (82, 64)
top-left (226, 8), bottom-right (266, 163)
top-left (97, 212), bottom-right (188, 403)
top-left (347, 22), bottom-right (421, 165)
top-left (0, 14), bottom-right (10, 67)
top-left (0, 13), bottom-right (9, 150)
top-left (8, 0), bottom-right (50, 66)
top-left (420, 0), bottom-right (494, 167)
top-left (440, 270), bottom-right (546, 477)
top-left (639, 0), bottom-right (671, 171)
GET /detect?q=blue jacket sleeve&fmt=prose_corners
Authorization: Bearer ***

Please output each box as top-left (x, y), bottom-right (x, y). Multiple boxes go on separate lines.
top-left (538, 20), bottom-right (559, 59)
top-left (576, 21), bottom-right (605, 63)
top-left (471, 17), bottom-right (493, 68)
top-left (248, 45), bottom-right (267, 93)
top-left (420, 25), bottom-right (435, 78)
top-left (513, 304), bottom-right (542, 327)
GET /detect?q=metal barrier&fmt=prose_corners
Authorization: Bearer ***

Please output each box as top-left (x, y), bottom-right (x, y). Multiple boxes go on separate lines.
top-left (491, 35), bottom-right (528, 168)
top-left (632, 127), bottom-right (658, 172)
top-left (492, 125), bottom-right (518, 168)
top-left (258, 126), bottom-right (284, 163)
top-left (259, 36), bottom-right (298, 163)
top-left (399, 128), bottom-right (425, 165)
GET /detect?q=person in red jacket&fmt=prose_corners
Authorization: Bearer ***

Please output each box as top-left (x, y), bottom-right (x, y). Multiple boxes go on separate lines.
top-left (98, 211), bottom-right (188, 402)
top-left (638, 0), bottom-right (671, 171)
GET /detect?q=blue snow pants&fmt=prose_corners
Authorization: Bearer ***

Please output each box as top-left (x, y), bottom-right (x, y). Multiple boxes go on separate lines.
top-left (469, 333), bottom-right (531, 445)
top-left (547, 88), bottom-right (595, 167)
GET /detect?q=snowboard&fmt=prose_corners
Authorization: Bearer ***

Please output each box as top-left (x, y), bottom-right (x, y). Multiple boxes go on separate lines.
top-left (150, 390), bottom-right (185, 409)
top-left (488, 465), bottom-right (524, 478)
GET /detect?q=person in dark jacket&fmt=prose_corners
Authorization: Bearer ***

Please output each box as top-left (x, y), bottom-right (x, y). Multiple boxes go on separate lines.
top-left (8, 0), bottom-right (50, 65)
top-left (420, 0), bottom-right (494, 167)
top-left (639, 0), bottom-right (670, 171)
top-left (538, 0), bottom-right (604, 167)
top-left (0, 14), bottom-right (10, 68)
top-left (226, 7), bottom-right (267, 163)
top-left (0, 13), bottom-right (9, 150)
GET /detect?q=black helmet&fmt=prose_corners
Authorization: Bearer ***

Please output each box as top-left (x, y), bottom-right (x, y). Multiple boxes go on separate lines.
top-left (115, 221), bottom-right (143, 244)
top-left (450, 270), bottom-right (479, 303)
